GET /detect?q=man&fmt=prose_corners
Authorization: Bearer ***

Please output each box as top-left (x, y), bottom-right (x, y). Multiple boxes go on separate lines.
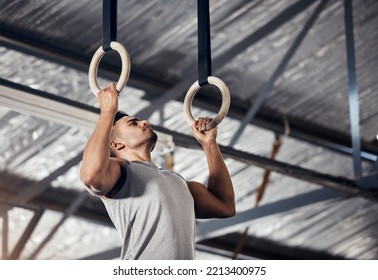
top-left (80, 83), bottom-right (235, 259)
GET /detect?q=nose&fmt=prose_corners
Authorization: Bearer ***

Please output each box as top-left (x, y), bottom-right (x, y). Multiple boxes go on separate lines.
top-left (140, 119), bottom-right (149, 128)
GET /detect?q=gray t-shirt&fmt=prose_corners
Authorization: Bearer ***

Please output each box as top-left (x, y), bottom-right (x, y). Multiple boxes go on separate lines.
top-left (101, 160), bottom-right (196, 260)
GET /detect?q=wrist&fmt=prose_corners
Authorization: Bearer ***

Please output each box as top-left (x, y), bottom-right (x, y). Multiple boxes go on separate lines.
top-left (202, 140), bottom-right (217, 149)
top-left (99, 111), bottom-right (116, 122)
top-left (100, 109), bottom-right (117, 117)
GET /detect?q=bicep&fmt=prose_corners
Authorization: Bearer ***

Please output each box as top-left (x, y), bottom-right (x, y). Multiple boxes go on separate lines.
top-left (187, 181), bottom-right (232, 219)
top-left (86, 158), bottom-right (126, 197)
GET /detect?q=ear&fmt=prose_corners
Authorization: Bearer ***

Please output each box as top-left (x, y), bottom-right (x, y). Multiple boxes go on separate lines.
top-left (110, 138), bottom-right (126, 151)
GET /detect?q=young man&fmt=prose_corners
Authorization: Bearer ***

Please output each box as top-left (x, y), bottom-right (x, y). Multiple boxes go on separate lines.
top-left (80, 83), bottom-right (235, 259)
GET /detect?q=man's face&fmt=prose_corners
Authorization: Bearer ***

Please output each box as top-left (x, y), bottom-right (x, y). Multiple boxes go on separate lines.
top-left (113, 116), bottom-right (158, 151)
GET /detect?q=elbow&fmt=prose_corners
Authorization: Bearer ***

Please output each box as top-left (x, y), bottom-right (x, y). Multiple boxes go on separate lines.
top-left (81, 176), bottom-right (97, 189)
top-left (80, 168), bottom-right (98, 187)
top-left (80, 170), bottom-right (107, 196)
top-left (229, 206), bottom-right (236, 217)
top-left (224, 205), bottom-right (236, 218)
top-left (217, 202), bottom-right (236, 218)
top-left (224, 196), bottom-right (236, 217)
top-left (223, 195), bottom-right (236, 218)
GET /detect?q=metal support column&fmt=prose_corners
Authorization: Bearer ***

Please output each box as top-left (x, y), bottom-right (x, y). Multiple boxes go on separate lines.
top-left (344, 0), bottom-right (362, 178)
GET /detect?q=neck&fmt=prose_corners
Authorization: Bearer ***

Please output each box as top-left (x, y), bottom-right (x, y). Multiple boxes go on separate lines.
top-left (118, 147), bottom-right (152, 163)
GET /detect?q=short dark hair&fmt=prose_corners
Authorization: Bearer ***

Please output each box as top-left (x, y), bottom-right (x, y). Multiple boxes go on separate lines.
top-left (113, 111), bottom-right (128, 125)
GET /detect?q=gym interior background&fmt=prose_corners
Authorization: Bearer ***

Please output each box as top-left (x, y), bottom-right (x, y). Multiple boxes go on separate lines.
top-left (0, 0), bottom-right (378, 260)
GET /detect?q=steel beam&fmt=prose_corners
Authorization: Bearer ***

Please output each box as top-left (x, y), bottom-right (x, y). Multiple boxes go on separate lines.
top-left (0, 78), bottom-right (98, 131)
top-left (0, 187), bottom-right (111, 227)
top-left (0, 28), bottom-right (166, 95)
top-left (160, 125), bottom-right (378, 200)
top-left (343, 0), bottom-right (362, 178)
top-left (193, 94), bottom-right (378, 161)
top-left (196, 189), bottom-right (343, 242)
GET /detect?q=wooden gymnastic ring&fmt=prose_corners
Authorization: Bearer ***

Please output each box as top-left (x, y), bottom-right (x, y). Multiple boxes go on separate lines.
top-left (88, 41), bottom-right (131, 95)
top-left (184, 76), bottom-right (230, 130)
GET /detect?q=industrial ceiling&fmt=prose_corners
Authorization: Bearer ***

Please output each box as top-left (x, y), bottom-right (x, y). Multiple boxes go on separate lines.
top-left (0, 0), bottom-right (377, 260)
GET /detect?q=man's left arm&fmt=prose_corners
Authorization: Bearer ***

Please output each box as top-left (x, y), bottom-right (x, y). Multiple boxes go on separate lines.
top-left (187, 117), bottom-right (236, 219)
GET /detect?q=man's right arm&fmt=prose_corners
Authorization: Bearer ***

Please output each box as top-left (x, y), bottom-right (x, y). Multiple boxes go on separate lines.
top-left (80, 84), bottom-right (123, 196)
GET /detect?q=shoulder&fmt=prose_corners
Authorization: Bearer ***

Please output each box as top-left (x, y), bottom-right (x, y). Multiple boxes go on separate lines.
top-left (111, 157), bottom-right (128, 166)
top-left (168, 170), bottom-right (186, 181)
top-left (101, 158), bottom-right (128, 198)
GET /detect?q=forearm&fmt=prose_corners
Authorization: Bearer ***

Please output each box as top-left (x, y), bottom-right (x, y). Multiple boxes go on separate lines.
top-left (203, 141), bottom-right (235, 212)
top-left (81, 112), bottom-right (114, 183)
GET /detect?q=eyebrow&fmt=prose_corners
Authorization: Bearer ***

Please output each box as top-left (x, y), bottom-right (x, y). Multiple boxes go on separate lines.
top-left (127, 117), bottom-right (140, 123)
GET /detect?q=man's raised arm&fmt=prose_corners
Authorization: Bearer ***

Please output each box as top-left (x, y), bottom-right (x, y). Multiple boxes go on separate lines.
top-left (187, 117), bottom-right (236, 219)
top-left (80, 83), bottom-right (123, 196)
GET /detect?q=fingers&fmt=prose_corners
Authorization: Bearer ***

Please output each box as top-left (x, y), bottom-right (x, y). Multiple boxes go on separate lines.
top-left (97, 83), bottom-right (119, 113)
top-left (193, 117), bottom-right (212, 131)
top-left (108, 82), bottom-right (117, 93)
top-left (98, 83), bottom-right (118, 99)
top-left (191, 117), bottom-right (218, 146)
top-left (103, 83), bottom-right (118, 94)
